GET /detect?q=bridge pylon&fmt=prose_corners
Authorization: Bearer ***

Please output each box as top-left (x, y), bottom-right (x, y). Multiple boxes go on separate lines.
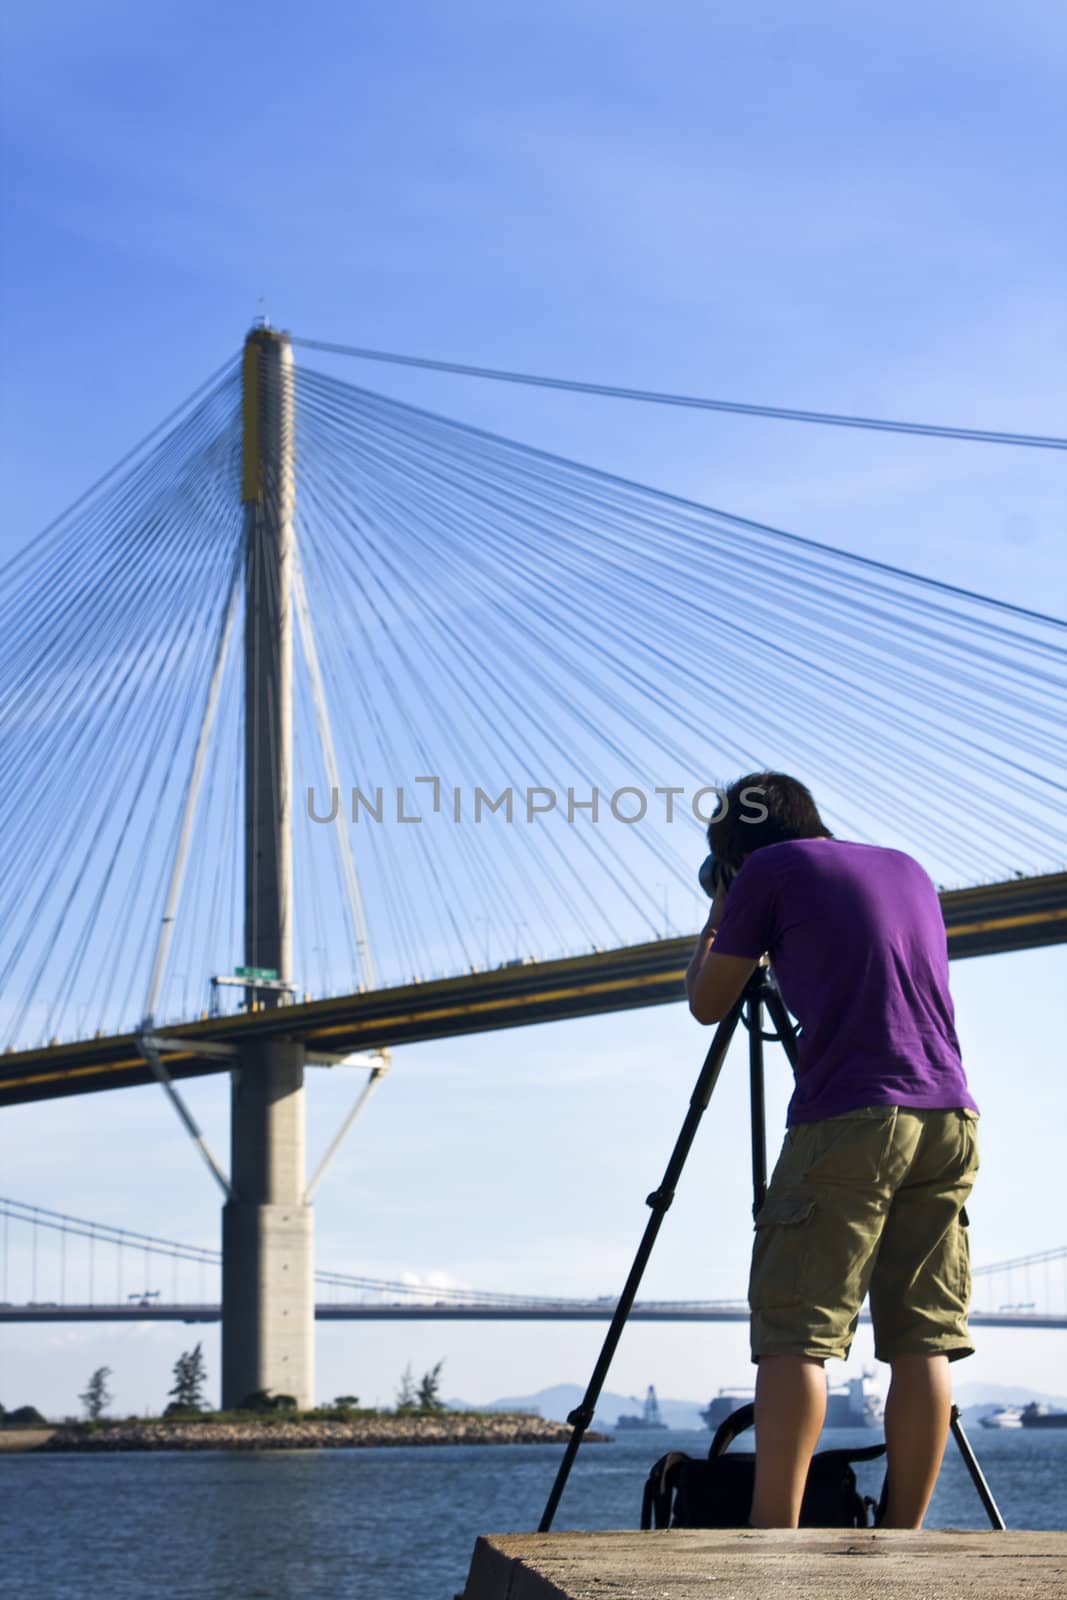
top-left (221, 326), bottom-right (314, 1409)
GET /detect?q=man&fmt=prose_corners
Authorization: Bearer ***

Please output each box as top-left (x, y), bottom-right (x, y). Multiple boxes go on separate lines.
top-left (685, 772), bottom-right (978, 1530)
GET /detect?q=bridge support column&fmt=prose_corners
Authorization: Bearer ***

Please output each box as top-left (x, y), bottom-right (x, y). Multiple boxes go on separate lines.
top-left (222, 325), bottom-right (314, 1410)
top-left (222, 1038), bottom-right (313, 1408)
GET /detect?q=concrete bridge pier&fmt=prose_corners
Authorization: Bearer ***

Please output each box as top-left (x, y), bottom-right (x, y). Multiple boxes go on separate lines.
top-left (222, 1038), bottom-right (313, 1409)
top-left (221, 324), bottom-right (314, 1410)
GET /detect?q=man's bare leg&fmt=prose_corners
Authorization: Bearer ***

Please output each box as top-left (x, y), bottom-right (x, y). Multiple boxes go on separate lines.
top-left (750, 1355), bottom-right (827, 1527)
top-left (882, 1353), bottom-right (952, 1528)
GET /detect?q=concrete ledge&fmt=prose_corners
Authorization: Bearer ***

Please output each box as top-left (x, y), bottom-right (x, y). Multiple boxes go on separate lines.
top-left (462, 1528), bottom-right (1067, 1599)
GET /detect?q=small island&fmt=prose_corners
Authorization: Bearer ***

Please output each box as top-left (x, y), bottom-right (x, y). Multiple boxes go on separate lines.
top-left (1, 1353), bottom-right (609, 1453)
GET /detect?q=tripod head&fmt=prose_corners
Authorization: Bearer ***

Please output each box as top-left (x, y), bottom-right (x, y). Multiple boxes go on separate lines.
top-left (740, 957), bottom-right (773, 993)
top-left (739, 962), bottom-right (792, 1042)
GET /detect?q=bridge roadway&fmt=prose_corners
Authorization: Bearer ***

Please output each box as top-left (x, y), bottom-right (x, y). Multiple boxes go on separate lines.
top-left (1, 1302), bottom-right (1061, 1329)
top-left (2, 872), bottom-right (1064, 1107)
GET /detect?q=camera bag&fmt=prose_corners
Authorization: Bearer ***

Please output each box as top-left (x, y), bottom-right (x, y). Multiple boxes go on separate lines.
top-left (640, 1403), bottom-right (886, 1530)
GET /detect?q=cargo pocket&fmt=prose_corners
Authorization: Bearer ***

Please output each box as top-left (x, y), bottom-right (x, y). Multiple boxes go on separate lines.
top-left (953, 1206), bottom-right (972, 1307)
top-left (748, 1189), bottom-right (816, 1310)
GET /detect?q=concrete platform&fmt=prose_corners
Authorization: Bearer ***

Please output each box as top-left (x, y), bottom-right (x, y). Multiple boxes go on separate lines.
top-left (462, 1528), bottom-right (1067, 1599)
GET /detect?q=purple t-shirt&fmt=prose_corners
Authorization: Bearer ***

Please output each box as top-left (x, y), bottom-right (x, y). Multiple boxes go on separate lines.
top-left (711, 838), bottom-right (977, 1125)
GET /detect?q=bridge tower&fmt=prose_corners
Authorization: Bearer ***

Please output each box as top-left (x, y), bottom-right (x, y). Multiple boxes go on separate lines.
top-left (221, 327), bottom-right (314, 1409)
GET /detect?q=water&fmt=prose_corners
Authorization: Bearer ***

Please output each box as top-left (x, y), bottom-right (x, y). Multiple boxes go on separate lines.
top-left (2, 1427), bottom-right (1063, 1600)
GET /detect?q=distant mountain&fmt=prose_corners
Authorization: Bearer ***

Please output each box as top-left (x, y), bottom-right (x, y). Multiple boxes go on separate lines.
top-left (446, 1379), bottom-right (1067, 1434)
top-left (448, 1382), bottom-right (706, 1431)
top-left (954, 1383), bottom-right (1067, 1410)
top-left (954, 1384), bottom-right (1067, 1427)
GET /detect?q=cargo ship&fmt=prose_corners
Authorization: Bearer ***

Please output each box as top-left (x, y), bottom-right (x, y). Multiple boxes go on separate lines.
top-left (702, 1369), bottom-right (884, 1431)
top-left (1019, 1402), bottom-right (1067, 1429)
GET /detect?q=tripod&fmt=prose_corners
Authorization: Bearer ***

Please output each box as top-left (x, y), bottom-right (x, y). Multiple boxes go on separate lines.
top-left (538, 965), bottom-right (1004, 1533)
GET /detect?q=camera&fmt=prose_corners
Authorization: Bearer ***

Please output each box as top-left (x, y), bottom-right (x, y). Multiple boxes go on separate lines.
top-left (699, 853), bottom-right (735, 899)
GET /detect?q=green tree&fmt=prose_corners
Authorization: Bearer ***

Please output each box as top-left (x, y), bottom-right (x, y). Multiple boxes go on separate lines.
top-left (333, 1394), bottom-right (359, 1411)
top-left (5, 1404), bottom-right (46, 1426)
top-left (395, 1363), bottom-right (418, 1410)
top-left (417, 1360), bottom-right (445, 1412)
top-left (79, 1366), bottom-right (113, 1421)
top-left (167, 1343), bottom-right (208, 1412)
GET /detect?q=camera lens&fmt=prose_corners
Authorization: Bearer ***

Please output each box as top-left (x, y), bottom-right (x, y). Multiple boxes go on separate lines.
top-left (699, 854), bottom-right (735, 898)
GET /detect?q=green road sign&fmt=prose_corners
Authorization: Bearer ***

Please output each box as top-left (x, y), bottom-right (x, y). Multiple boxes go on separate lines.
top-left (234, 965), bottom-right (279, 981)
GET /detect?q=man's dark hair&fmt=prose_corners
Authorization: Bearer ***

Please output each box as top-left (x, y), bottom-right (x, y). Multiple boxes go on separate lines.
top-left (707, 771), bottom-right (832, 869)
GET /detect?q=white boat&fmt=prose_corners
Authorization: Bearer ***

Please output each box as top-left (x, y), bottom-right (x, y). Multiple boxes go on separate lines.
top-left (979, 1406), bottom-right (1024, 1429)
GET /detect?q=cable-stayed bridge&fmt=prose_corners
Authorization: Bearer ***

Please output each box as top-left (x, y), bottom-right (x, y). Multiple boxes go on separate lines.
top-left (1, 325), bottom-right (1064, 1404)
top-left (2, 1199), bottom-right (1063, 1331)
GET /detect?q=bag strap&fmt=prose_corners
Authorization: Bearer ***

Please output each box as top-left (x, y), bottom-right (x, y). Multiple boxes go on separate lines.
top-left (708, 1402), bottom-right (755, 1458)
top-left (814, 1442), bottom-right (887, 1465)
top-left (641, 1451), bottom-right (692, 1529)
top-left (708, 1404), bottom-right (886, 1467)
top-left (640, 1474), bottom-right (656, 1530)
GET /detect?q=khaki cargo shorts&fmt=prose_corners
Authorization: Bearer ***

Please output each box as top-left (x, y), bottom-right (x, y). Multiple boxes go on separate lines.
top-left (748, 1105), bottom-right (979, 1365)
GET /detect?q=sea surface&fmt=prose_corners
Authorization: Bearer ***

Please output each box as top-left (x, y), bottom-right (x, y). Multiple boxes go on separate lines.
top-left (2, 1426), bottom-right (1064, 1600)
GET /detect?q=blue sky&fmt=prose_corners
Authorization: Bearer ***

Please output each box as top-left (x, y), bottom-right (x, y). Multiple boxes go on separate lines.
top-left (1, 1), bottom-right (1065, 1414)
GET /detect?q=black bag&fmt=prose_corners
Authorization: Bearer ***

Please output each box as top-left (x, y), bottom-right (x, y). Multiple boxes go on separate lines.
top-left (641, 1403), bottom-right (886, 1530)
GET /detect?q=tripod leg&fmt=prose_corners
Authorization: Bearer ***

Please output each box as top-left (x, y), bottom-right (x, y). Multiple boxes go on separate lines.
top-left (949, 1405), bottom-right (1006, 1530)
top-left (537, 999), bottom-right (746, 1533)
top-left (748, 991), bottom-right (767, 1218)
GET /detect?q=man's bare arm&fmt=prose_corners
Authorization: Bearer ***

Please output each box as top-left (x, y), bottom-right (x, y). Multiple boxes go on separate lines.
top-left (685, 881), bottom-right (757, 1024)
top-left (686, 944), bottom-right (758, 1025)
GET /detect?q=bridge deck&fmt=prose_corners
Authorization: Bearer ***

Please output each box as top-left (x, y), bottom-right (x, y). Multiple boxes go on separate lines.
top-left (0, 1303), bottom-right (1060, 1329)
top-left (2, 873), bottom-right (1064, 1107)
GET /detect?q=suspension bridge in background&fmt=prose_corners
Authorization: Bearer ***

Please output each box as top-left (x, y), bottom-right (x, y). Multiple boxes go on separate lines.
top-left (1, 1198), bottom-right (1063, 1330)
top-left (1, 326), bottom-right (1064, 1404)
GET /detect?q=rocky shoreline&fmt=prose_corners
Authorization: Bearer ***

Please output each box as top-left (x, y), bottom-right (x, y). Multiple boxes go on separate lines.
top-left (10, 1413), bottom-right (609, 1453)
